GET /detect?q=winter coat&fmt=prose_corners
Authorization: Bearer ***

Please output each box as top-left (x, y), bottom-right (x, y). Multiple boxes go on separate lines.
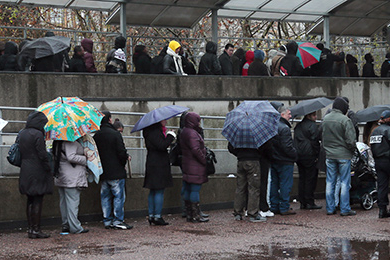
top-left (81, 39), bottom-right (97, 73)
top-left (143, 123), bottom-right (175, 189)
top-left (218, 51), bottom-right (233, 75)
top-left (198, 41), bottom-right (222, 75)
top-left (68, 53), bottom-right (87, 72)
top-left (370, 123), bottom-right (390, 160)
top-left (151, 47), bottom-right (167, 74)
top-left (93, 123), bottom-right (128, 180)
top-left (0, 42), bottom-right (19, 71)
top-left (294, 117), bottom-right (320, 163)
top-left (242, 51), bottom-right (254, 76)
top-left (19, 111), bottom-right (53, 196)
top-left (54, 141), bottom-right (87, 188)
top-left (271, 52), bottom-right (286, 76)
top-left (248, 59), bottom-right (269, 76)
top-left (180, 113), bottom-right (207, 185)
top-left (380, 59), bottom-right (390, 77)
top-left (311, 48), bottom-right (342, 77)
top-left (105, 48), bottom-right (127, 73)
top-left (279, 42), bottom-right (303, 77)
top-left (231, 48), bottom-right (246, 75)
top-left (271, 117), bottom-right (297, 165)
top-left (181, 55), bottom-right (197, 75)
top-left (362, 62), bottom-right (377, 77)
top-left (133, 51), bottom-right (151, 74)
top-left (163, 47), bottom-right (186, 75)
top-left (322, 109), bottom-right (356, 160)
top-left (32, 55), bottom-right (55, 72)
top-left (346, 54), bottom-right (359, 77)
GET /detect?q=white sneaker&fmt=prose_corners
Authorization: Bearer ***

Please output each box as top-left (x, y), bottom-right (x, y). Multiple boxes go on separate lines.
top-left (260, 210), bottom-right (275, 217)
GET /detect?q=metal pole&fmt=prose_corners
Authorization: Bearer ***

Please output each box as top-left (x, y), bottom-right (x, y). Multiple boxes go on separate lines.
top-left (211, 9), bottom-right (218, 44)
top-left (120, 3), bottom-right (127, 38)
top-left (323, 16), bottom-right (330, 48)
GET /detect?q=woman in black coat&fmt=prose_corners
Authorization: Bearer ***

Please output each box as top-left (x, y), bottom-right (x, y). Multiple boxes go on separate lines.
top-left (19, 111), bottom-right (52, 239)
top-left (143, 120), bottom-right (176, 225)
top-left (133, 45), bottom-right (151, 74)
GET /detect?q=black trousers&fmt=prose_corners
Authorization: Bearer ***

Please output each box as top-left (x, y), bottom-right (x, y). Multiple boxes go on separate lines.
top-left (259, 157), bottom-right (270, 212)
top-left (297, 160), bottom-right (318, 206)
top-left (375, 160), bottom-right (390, 208)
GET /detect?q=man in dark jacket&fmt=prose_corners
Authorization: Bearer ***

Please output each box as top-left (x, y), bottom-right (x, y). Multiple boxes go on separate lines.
top-left (0, 41), bottom-right (19, 71)
top-left (218, 43), bottom-right (234, 75)
top-left (380, 53), bottom-right (390, 77)
top-left (133, 44), bottom-right (151, 74)
top-left (248, 50), bottom-right (269, 76)
top-left (370, 110), bottom-right (390, 218)
top-left (231, 48), bottom-right (246, 75)
top-left (81, 38), bottom-right (97, 73)
top-left (67, 46), bottom-right (87, 73)
top-left (105, 36), bottom-right (127, 74)
top-left (270, 106), bottom-right (297, 215)
top-left (294, 111), bottom-right (321, 210)
top-left (93, 111), bottom-right (132, 230)
top-left (362, 53), bottom-right (377, 77)
top-left (198, 41), bottom-right (222, 75)
top-left (311, 43), bottom-right (343, 77)
top-left (279, 41), bottom-right (303, 77)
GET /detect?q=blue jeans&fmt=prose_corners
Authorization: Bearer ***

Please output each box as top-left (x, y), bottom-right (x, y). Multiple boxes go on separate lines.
top-left (182, 181), bottom-right (202, 203)
top-left (326, 159), bottom-right (351, 214)
top-left (270, 164), bottom-right (294, 213)
top-left (334, 175), bottom-right (341, 207)
top-left (101, 179), bottom-right (126, 226)
top-left (148, 189), bottom-right (165, 218)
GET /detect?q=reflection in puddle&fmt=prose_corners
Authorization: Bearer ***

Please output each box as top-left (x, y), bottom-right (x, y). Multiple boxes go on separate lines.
top-left (45, 243), bottom-right (131, 256)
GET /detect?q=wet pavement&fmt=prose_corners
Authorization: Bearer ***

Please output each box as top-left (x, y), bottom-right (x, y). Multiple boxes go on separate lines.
top-left (1, 199), bottom-right (390, 259)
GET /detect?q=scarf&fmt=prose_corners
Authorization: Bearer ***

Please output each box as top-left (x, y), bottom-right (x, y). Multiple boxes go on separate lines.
top-left (166, 47), bottom-right (187, 75)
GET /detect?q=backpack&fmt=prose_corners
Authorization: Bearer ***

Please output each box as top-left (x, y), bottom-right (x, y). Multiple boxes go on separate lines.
top-left (7, 137), bottom-right (21, 167)
top-left (105, 48), bottom-right (126, 73)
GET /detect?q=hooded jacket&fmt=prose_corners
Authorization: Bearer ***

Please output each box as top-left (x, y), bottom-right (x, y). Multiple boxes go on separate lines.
top-left (198, 41), bottom-right (222, 75)
top-left (180, 112), bottom-right (208, 184)
top-left (19, 111), bottom-right (53, 196)
top-left (105, 36), bottom-right (127, 73)
top-left (248, 51), bottom-right (268, 76)
top-left (219, 49), bottom-right (233, 75)
top-left (81, 38), bottom-right (97, 73)
top-left (231, 48), bottom-right (246, 75)
top-left (163, 41), bottom-right (187, 75)
top-left (271, 117), bottom-right (297, 164)
top-left (242, 51), bottom-right (254, 76)
top-left (0, 41), bottom-right (19, 71)
top-left (346, 54), bottom-right (359, 77)
top-left (279, 41), bottom-right (303, 77)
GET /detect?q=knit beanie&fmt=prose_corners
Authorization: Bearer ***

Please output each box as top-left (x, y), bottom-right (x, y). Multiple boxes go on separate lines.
top-left (168, 40), bottom-right (181, 52)
top-left (254, 50), bottom-right (265, 61)
top-left (332, 97), bottom-right (349, 115)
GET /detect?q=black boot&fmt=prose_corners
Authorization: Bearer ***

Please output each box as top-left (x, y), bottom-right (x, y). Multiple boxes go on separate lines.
top-left (185, 200), bottom-right (192, 222)
top-left (26, 200), bottom-right (33, 238)
top-left (153, 217), bottom-right (169, 226)
top-left (199, 205), bottom-right (209, 218)
top-left (30, 197), bottom-right (50, 239)
top-left (379, 207), bottom-right (389, 218)
top-left (190, 202), bottom-right (209, 223)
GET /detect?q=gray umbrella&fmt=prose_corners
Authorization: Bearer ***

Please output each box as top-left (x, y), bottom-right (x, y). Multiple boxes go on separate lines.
top-left (290, 97), bottom-right (333, 117)
top-left (355, 105), bottom-right (390, 122)
top-left (19, 36), bottom-right (70, 59)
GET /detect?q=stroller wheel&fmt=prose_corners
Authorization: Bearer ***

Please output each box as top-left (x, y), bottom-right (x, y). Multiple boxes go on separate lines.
top-left (361, 193), bottom-right (374, 210)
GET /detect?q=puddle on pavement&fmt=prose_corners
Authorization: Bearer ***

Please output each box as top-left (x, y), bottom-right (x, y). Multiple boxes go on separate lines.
top-left (44, 243), bottom-right (132, 256)
top-left (200, 238), bottom-right (390, 260)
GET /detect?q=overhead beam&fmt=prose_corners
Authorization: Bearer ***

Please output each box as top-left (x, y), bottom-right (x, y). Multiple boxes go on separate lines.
top-left (211, 9), bottom-right (218, 43)
top-left (120, 2), bottom-right (126, 37)
top-left (323, 16), bottom-right (330, 48)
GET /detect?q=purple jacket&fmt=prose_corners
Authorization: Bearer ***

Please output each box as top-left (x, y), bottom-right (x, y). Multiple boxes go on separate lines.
top-left (81, 39), bottom-right (97, 73)
top-left (180, 112), bottom-right (208, 184)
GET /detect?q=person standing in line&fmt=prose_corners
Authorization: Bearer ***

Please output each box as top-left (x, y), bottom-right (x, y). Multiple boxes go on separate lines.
top-left (294, 111), bottom-right (322, 210)
top-left (231, 48), bottom-right (246, 75)
top-left (242, 50), bottom-right (254, 76)
top-left (81, 38), bottom-right (97, 73)
top-left (218, 43), bottom-right (234, 75)
top-left (180, 112), bottom-right (209, 223)
top-left (258, 140), bottom-right (274, 218)
top-left (151, 46), bottom-right (167, 74)
top-left (19, 111), bottom-right (52, 239)
top-left (248, 50), bottom-right (269, 76)
top-left (279, 41), bottom-right (303, 77)
top-left (105, 36), bottom-right (127, 74)
top-left (270, 45), bottom-right (286, 76)
top-left (380, 53), bottom-right (390, 77)
top-left (67, 46), bottom-right (87, 73)
top-left (198, 41), bottom-right (222, 75)
top-left (133, 44), bottom-right (151, 74)
top-left (163, 40), bottom-right (187, 75)
top-left (270, 106), bottom-right (297, 215)
top-left (93, 111), bottom-right (133, 230)
top-left (53, 140), bottom-right (89, 234)
top-left (370, 110), bottom-right (390, 218)
top-left (143, 120), bottom-right (176, 225)
top-left (0, 41), bottom-right (19, 71)
top-left (362, 53), bottom-right (377, 77)
top-left (346, 54), bottom-right (359, 77)
top-left (113, 118), bottom-right (124, 133)
top-left (322, 97), bottom-right (356, 216)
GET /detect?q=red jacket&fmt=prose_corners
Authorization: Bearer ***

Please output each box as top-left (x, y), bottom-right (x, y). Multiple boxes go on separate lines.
top-left (242, 51), bottom-right (254, 76)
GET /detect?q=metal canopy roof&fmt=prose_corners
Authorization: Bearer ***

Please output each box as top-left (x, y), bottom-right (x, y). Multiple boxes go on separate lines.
top-left (308, 0), bottom-right (390, 37)
top-left (0, 0), bottom-right (116, 11)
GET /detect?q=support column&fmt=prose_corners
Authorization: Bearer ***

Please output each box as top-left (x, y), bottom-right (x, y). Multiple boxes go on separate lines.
top-left (323, 16), bottom-right (330, 48)
top-left (120, 3), bottom-right (127, 38)
top-left (211, 9), bottom-right (218, 43)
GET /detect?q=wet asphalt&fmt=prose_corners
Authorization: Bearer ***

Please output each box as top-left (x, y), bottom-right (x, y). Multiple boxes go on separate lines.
top-left (1, 199), bottom-right (390, 260)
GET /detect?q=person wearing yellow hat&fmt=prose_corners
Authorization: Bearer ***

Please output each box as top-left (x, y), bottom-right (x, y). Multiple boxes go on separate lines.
top-left (163, 40), bottom-right (187, 75)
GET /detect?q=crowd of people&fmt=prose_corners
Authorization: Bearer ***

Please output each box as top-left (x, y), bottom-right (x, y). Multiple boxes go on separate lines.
top-left (1, 33), bottom-right (390, 77)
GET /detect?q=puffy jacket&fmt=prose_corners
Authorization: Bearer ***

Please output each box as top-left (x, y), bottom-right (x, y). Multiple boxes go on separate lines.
top-left (180, 112), bottom-right (207, 184)
top-left (81, 38), bottom-right (97, 73)
top-left (54, 141), bottom-right (87, 188)
top-left (294, 117), bottom-right (320, 162)
top-left (0, 41), bottom-right (19, 71)
top-left (198, 41), bottom-right (222, 75)
top-left (242, 51), bottom-right (254, 76)
top-left (271, 117), bottom-right (297, 164)
top-left (93, 123), bottom-right (128, 180)
top-left (322, 109), bottom-right (356, 159)
top-left (370, 123), bottom-right (390, 160)
top-left (218, 51), bottom-right (233, 75)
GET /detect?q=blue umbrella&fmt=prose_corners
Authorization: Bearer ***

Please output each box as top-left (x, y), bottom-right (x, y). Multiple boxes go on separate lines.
top-left (131, 105), bottom-right (189, 133)
top-left (222, 101), bottom-right (280, 149)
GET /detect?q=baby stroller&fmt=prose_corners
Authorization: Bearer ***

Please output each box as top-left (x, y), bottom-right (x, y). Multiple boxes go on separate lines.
top-left (350, 142), bottom-right (377, 210)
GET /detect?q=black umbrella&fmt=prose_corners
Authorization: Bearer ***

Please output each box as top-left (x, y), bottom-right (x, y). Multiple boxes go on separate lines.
top-left (290, 97), bottom-right (333, 117)
top-left (355, 105), bottom-right (390, 122)
top-left (19, 36), bottom-right (71, 59)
